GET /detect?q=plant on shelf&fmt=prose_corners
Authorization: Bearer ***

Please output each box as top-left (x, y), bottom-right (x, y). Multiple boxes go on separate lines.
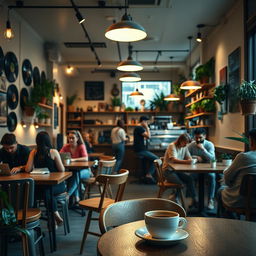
top-left (238, 80), bottom-right (256, 115)
top-left (214, 84), bottom-right (227, 105)
top-left (225, 131), bottom-right (249, 145)
top-left (67, 94), bottom-right (77, 112)
top-left (40, 79), bottom-right (55, 105)
top-left (195, 58), bottom-right (214, 83)
top-left (112, 97), bottom-right (122, 111)
top-left (150, 92), bottom-right (168, 111)
top-left (200, 99), bottom-right (215, 112)
top-left (190, 102), bottom-right (201, 114)
top-left (125, 107), bottom-right (134, 112)
top-left (23, 87), bottom-right (41, 116)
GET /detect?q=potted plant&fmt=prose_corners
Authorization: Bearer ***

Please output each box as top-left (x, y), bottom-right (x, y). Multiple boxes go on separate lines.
top-left (67, 94), bottom-right (77, 112)
top-left (150, 92), bottom-right (168, 111)
top-left (40, 79), bottom-right (54, 105)
top-left (238, 80), bottom-right (256, 115)
top-left (200, 99), bottom-right (216, 112)
top-left (221, 153), bottom-right (233, 166)
top-left (23, 87), bottom-right (41, 116)
top-left (214, 84), bottom-right (227, 105)
top-left (44, 112), bottom-right (51, 125)
top-left (190, 102), bottom-right (200, 114)
top-left (111, 97), bottom-right (121, 112)
top-left (225, 131), bottom-right (249, 145)
top-left (195, 59), bottom-right (214, 84)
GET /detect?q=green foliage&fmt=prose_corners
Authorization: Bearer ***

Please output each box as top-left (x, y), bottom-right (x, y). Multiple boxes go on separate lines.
top-left (195, 59), bottom-right (214, 81)
top-left (150, 92), bottom-right (168, 111)
top-left (172, 84), bottom-right (185, 96)
top-left (125, 107), bottom-right (134, 111)
top-left (214, 84), bottom-right (227, 104)
top-left (225, 131), bottom-right (249, 145)
top-left (190, 102), bottom-right (200, 112)
top-left (200, 99), bottom-right (215, 112)
top-left (41, 79), bottom-right (55, 101)
top-left (111, 97), bottom-right (121, 107)
top-left (238, 80), bottom-right (256, 100)
top-left (67, 94), bottom-right (77, 105)
top-left (221, 153), bottom-right (232, 160)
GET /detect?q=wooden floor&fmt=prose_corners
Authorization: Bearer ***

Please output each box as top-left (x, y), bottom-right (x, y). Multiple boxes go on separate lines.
top-left (8, 177), bottom-right (203, 256)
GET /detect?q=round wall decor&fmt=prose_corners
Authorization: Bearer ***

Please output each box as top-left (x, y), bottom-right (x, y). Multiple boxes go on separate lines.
top-left (7, 84), bottom-right (19, 109)
top-left (7, 112), bottom-right (17, 132)
top-left (4, 52), bottom-right (19, 83)
top-left (33, 66), bottom-right (40, 86)
top-left (20, 87), bottom-right (29, 110)
top-left (22, 59), bottom-right (33, 86)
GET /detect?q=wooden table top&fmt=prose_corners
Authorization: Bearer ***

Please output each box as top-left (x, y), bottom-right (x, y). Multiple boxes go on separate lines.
top-left (64, 161), bottom-right (95, 169)
top-left (88, 152), bottom-right (104, 158)
top-left (0, 172), bottom-right (72, 185)
top-left (169, 163), bottom-right (227, 174)
top-left (98, 217), bottom-right (256, 256)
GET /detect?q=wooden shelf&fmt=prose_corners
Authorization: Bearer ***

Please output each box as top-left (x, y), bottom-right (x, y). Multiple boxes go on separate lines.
top-left (187, 125), bottom-right (213, 129)
top-left (38, 123), bottom-right (51, 127)
top-left (83, 111), bottom-right (125, 114)
top-left (67, 126), bottom-right (82, 129)
top-left (185, 96), bottom-right (214, 108)
top-left (67, 119), bottom-right (82, 121)
top-left (185, 112), bottom-right (215, 120)
top-left (38, 103), bottom-right (53, 110)
top-left (185, 83), bottom-right (215, 98)
top-left (83, 124), bottom-right (115, 127)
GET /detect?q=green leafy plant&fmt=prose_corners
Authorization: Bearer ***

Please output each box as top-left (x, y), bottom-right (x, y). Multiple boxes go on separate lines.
top-left (111, 97), bottom-right (121, 107)
top-left (67, 94), bottom-right (77, 106)
top-left (190, 102), bottom-right (200, 113)
top-left (195, 59), bottom-right (214, 81)
top-left (225, 131), bottom-right (249, 145)
top-left (214, 84), bottom-right (227, 104)
top-left (238, 80), bottom-right (256, 100)
top-left (200, 99), bottom-right (215, 112)
top-left (150, 92), bottom-right (168, 111)
top-left (125, 107), bottom-right (134, 111)
top-left (221, 153), bottom-right (232, 160)
top-left (41, 79), bottom-right (55, 102)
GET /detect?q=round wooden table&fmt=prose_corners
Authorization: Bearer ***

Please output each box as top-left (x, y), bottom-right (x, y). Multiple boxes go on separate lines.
top-left (97, 217), bottom-right (256, 256)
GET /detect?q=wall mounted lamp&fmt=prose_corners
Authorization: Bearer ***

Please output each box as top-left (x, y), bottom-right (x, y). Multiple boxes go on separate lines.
top-left (59, 94), bottom-right (63, 100)
top-left (34, 121), bottom-right (39, 129)
top-left (66, 65), bottom-right (74, 74)
top-left (21, 120), bottom-right (27, 128)
top-left (119, 72), bottom-right (141, 82)
top-left (4, 9), bottom-right (14, 40)
top-left (196, 24), bottom-right (205, 43)
top-left (105, 0), bottom-right (147, 42)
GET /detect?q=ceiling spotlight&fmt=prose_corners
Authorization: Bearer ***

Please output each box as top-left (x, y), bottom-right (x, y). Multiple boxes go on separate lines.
top-left (130, 88), bottom-right (144, 97)
top-left (66, 65), bottom-right (74, 74)
top-left (119, 72), bottom-right (141, 82)
top-left (196, 24), bottom-right (205, 43)
top-left (4, 10), bottom-right (14, 40)
top-left (105, 0), bottom-right (147, 42)
top-left (164, 94), bottom-right (180, 101)
top-left (76, 11), bottom-right (85, 24)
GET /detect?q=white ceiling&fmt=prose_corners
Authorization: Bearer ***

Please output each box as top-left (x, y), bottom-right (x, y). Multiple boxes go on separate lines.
top-left (6, 0), bottom-right (237, 71)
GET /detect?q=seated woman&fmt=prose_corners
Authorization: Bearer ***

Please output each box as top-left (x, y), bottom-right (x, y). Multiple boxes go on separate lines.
top-left (162, 133), bottom-right (198, 208)
top-left (60, 130), bottom-right (92, 203)
top-left (25, 131), bottom-right (65, 226)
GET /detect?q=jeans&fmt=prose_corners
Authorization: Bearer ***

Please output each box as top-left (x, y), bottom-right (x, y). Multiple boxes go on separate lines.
top-left (164, 169), bottom-right (197, 199)
top-left (112, 142), bottom-right (125, 173)
top-left (191, 173), bottom-right (216, 200)
top-left (136, 150), bottom-right (158, 176)
top-left (68, 169), bottom-right (92, 197)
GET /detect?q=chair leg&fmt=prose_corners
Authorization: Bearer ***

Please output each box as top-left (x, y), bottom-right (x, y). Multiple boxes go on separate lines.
top-left (63, 200), bottom-right (70, 234)
top-left (26, 229), bottom-right (37, 256)
top-left (80, 210), bottom-right (93, 255)
top-left (157, 187), bottom-right (164, 198)
top-left (35, 226), bottom-right (45, 256)
top-left (178, 188), bottom-right (186, 211)
top-left (22, 233), bottom-right (29, 256)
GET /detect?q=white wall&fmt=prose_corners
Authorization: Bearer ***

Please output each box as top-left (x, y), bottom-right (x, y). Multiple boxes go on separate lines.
top-left (202, 0), bottom-right (244, 151)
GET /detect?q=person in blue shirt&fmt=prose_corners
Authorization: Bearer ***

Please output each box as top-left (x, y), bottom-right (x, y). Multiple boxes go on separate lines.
top-left (188, 128), bottom-right (216, 210)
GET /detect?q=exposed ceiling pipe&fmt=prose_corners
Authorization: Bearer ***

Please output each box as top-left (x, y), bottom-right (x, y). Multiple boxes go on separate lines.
top-left (9, 5), bottom-right (128, 9)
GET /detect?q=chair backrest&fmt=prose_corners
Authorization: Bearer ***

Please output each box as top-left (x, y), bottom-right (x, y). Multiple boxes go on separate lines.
top-left (154, 159), bottom-right (164, 185)
top-left (99, 198), bottom-right (186, 234)
top-left (0, 178), bottom-right (34, 228)
top-left (240, 173), bottom-right (256, 217)
top-left (96, 169), bottom-right (129, 211)
top-left (97, 159), bottom-right (116, 175)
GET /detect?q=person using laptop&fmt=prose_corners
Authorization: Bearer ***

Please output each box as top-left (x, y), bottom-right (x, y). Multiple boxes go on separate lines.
top-left (0, 133), bottom-right (30, 174)
top-left (25, 131), bottom-right (66, 226)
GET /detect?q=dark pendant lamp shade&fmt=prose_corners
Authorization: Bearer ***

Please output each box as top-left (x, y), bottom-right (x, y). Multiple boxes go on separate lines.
top-left (130, 88), bottom-right (144, 97)
top-left (119, 72), bottom-right (141, 82)
top-left (164, 94), bottom-right (180, 101)
top-left (117, 57), bottom-right (143, 72)
top-left (105, 13), bottom-right (147, 42)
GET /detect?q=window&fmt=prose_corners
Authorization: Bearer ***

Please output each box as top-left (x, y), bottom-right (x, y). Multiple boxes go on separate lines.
top-left (122, 81), bottom-right (171, 109)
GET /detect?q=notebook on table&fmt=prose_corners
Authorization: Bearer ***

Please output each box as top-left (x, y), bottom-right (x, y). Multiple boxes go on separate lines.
top-left (0, 163), bottom-right (12, 176)
top-left (30, 168), bottom-right (50, 175)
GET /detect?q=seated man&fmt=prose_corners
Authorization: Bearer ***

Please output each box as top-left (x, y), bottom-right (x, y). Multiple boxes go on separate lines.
top-left (133, 116), bottom-right (158, 184)
top-left (218, 128), bottom-right (256, 218)
top-left (0, 133), bottom-right (30, 174)
top-left (188, 128), bottom-right (216, 210)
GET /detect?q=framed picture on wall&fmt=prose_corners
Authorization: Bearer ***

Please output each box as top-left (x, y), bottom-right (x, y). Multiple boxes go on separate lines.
top-left (219, 66), bottom-right (228, 114)
top-left (54, 103), bottom-right (59, 129)
top-left (84, 81), bottom-right (104, 100)
top-left (228, 47), bottom-right (240, 113)
top-left (0, 76), bottom-right (7, 92)
top-left (0, 92), bottom-right (7, 127)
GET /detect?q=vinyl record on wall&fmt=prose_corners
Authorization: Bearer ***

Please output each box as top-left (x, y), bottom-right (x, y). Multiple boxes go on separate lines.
top-left (41, 71), bottom-right (46, 83)
top-left (7, 112), bottom-right (17, 132)
top-left (33, 66), bottom-right (40, 86)
top-left (22, 59), bottom-right (33, 86)
top-left (20, 87), bottom-right (28, 110)
top-left (0, 46), bottom-right (4, 76)
top-left (7, 84), bottom-right (19, 110)
top-left (4, 52), bottom-right (19, 83)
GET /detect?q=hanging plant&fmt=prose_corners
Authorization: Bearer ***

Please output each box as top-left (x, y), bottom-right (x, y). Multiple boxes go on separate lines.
top-left (214, 84), bottom-right (227, 105)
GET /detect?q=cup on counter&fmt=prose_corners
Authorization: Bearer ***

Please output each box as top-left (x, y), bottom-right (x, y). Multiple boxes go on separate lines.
top-left (144, 210), bottom-right (187, 239)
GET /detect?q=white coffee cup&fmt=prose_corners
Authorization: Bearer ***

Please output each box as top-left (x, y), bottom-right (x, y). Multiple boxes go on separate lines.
top-left (144, 210), bottom-right (187, 239)
top-left (191, 158), bottom-right (197, 165)
top-left (64, 159), bottom-right (71, 165)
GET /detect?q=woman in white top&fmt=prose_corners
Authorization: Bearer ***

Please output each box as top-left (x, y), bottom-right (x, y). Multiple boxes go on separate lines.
top-left (162, 133), bottom-right (198, 208)
top-left (111, 119), bottom-right (127, 173)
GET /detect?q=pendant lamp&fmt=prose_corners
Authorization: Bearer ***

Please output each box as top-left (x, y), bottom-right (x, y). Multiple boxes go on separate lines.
top-left (180, 36), bottom-right (201, 90)
top-left (164, 94), bottom-right (180, 101)
top-left (105, 0), bottom-right (147, 42)
top-left (130, 88), bottom-right (144, 97)
top-left (119, 72), bottom-right (141, 82)
top-left (117, 43), bottom-right (143, 71)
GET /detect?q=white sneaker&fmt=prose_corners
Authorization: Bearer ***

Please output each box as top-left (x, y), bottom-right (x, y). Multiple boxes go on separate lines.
top-left (207, 199), bottom-right (215, 210)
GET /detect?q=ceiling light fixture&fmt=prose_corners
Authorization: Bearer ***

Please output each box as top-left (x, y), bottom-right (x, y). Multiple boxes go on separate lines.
top-left (130, 88), bottom-right (144, 97)
top-left (117, 43), bottom-right (143, 72)
top-left (119, 72), bottom-right (141, 82)
top-left (196, 24), bottom-right (205, 43)
top-left (105, 0), bottom-right (147, 42)
top-left (180, 36), bottom-right (201, 90)
top-left (164, 94), bottom-right (180, 101)
top-left (66, 65), bottom-right (74, 74)
top-left (4, 9), bottom-right (14, 40)
top-left (70, 0), bottom-right (85, 24)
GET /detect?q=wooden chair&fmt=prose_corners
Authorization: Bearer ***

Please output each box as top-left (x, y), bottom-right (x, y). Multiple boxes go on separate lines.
top-left (0, 178), bottom-right (44, 256)
top-left (222, 173), bottom-right (256, 221)
top-left (79, 169), bottom-right (129, 255)
top-left (154, 158), bottom-right (186, 210)
top-left (99, 198), bottom-right (186, 234)
top-left (82, 159), bottom-right (116, 199)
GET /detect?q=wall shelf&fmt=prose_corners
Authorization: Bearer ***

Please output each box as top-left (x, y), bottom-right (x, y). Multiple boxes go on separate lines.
top-left (187, 125), bottom-right (213, 129)
top-left (185, 96), bottom-right (214, 108)
top-left (185, 112), bottom-right (215, 120)
top-left (38, 123), bottom-right (51, 127)
top-left (185, 83), bottom-right (215, 98)
top-left (38, 103), bottom-right (53, 110)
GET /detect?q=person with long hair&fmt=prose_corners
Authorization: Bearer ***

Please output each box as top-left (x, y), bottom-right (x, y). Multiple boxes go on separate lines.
top-left (162, 133), bottom-right (198, 208)
top-left (111, 119), bottom-right (127, 173)
top-left (60, 130), bottom-right (92, 203)
top-left (25, 131), bottom-right (65, 226)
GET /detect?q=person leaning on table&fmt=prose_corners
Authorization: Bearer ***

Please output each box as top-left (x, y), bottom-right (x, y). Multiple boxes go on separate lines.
top-left (0, 133), bottom-right (30, 174)
top-left (188, 127), bottom-right (216, 210)
top-left (25, 131), bottom-right (65, 227)
top-left (218, 128), bottom-right (256, 219)
top-left (162, 133), bottom-right (198, 208)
